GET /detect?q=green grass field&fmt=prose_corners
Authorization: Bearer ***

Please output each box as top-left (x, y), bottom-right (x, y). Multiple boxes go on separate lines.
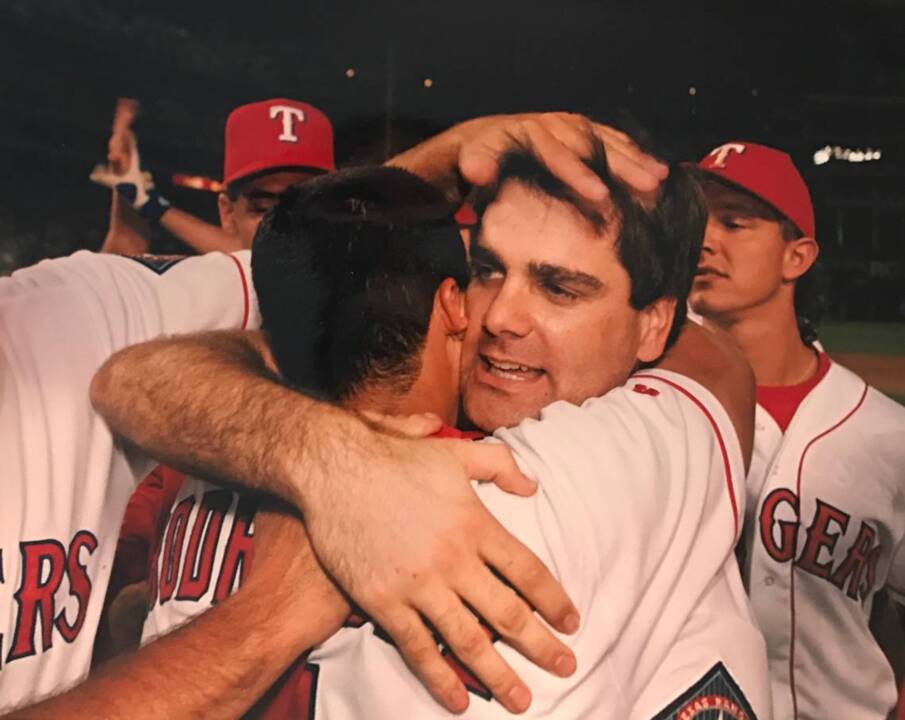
top-left (819, 322), bottom-right (905, 405)
top-left (819, 322), bottom-right (905, 356)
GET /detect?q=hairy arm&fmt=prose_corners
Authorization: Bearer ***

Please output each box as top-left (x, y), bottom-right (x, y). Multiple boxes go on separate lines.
top-left (5, 505), bottom-right (345, 720)
top-left (657, 321), bottom-right (756, 469)
top-left (91, 330), bottom-right (578, 713)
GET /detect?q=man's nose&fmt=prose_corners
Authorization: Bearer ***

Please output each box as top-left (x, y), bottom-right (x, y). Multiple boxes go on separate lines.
top-left (701, 216), bottom-right (720, 256)
top-left (482, 280), bottom-right (532, 338)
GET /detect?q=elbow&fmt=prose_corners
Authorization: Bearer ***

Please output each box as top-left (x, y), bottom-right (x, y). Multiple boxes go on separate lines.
top-left (90, 349), bottom-right (132, 426)
top-left (89, 354), bottom-right (117, 419)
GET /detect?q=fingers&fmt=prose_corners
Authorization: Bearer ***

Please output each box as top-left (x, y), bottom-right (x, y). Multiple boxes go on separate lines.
top-left (416, 589), bottom-right (533, 714)
top-left (593, 124), bottom-right (668, 195)
top-left (361, 410), bottom-right (444, 439)
top-left (380, 605), bottom-right (471, 714)
top-left (447, 441), bottom-right (537, 497)
top-left (464, 564), bottom-right (577, 681)
top-left (521, 117), bottom-right (609, 202)
top-left (457, 111), bottom-right (670, 204)
top-left (481, 523), bottom-right (580, 636)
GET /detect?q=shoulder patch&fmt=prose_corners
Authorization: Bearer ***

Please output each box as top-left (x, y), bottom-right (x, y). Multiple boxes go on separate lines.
top-left (651, 662), bottom-right (758, 720)
top-left (633, 383), bottom-right (660, 397)
top-left (126, 254), bottom-right (187, 274)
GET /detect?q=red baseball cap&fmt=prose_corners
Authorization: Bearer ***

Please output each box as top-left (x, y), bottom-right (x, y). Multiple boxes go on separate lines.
top-left (697, 142), bottom-right (815, 238)
top-left (223, 99), bottom-right (335, 186)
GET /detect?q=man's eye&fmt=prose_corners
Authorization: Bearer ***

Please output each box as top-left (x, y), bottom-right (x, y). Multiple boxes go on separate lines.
top-left (249, 202), bottom-right (276, 215)
top-left (722, 216), bottom-right (747, 230)
top-left (541, 280), bottom-right (578, 301)
top-left (471, 263), bottom-right (501, 282)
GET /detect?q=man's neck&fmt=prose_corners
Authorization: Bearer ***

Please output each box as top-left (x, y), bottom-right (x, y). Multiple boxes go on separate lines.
top-left (344, 378), bottom-right (457, 427)
top-left (715, 298), bottom-right (818, 387)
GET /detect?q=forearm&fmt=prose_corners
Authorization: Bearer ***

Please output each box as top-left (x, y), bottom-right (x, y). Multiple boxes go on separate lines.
top-left (6, 551), bottom-right (345, 720)
top-left (90, 330), bottom-right (374, 512)
top-left (160, 207), bottom-right (245, 254)
top-left (101, 191), bottom-right (152, 255)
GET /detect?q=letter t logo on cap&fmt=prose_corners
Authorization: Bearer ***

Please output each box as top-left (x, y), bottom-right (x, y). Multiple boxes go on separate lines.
top-left (269, 105), bottom-right (307, 143)
top-left (708, 143), bottom-right (746, 168)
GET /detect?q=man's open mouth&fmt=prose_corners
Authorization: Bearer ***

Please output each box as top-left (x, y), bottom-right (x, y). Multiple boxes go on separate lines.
top-left (480, 354), bottom-right (545, 382)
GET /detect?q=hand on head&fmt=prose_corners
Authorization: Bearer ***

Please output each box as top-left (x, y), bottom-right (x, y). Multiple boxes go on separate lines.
top-left (455, 112), bottom-right (669, 204)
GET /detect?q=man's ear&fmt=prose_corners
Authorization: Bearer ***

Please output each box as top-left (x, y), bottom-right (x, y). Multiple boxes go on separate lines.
top-left (436, 277), bottom-right (468, 336)
top-left (637, 296), bottom-right (677, 363)
top-left (218, 193), bottom-right (239, 235)
top-left (782, 236), bottom-right (819, 282)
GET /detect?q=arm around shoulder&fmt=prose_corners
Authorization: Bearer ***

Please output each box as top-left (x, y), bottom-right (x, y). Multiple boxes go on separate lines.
top-left (657, 321), bottom-right (756, 469)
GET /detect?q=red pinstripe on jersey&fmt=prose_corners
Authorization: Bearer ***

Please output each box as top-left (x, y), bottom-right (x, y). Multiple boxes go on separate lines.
top-left (633, 373), bottom-right (739, 539)
top-left (227, 254), bottom-right (250, 330)
top-left (788, 382), bottom-right (868, 718)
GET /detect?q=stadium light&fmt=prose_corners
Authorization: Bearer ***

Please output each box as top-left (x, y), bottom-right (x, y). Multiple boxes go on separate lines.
top-left (813, 145), bottom-right (882, 166)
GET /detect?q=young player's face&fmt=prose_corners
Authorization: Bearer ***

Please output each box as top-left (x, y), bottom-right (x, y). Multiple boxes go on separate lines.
top-left (219, 170), bottom-right (315, 248)
top-left (689, 183), bottom-right (788, 322)
top-left (461, 182), bottom-right (669, 432)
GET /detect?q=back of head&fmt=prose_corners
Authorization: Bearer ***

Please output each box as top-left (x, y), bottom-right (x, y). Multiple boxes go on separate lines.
top-left (472, 133), bottom-right (707, 350)
top-left (251, 166), bottom-right (469, 400)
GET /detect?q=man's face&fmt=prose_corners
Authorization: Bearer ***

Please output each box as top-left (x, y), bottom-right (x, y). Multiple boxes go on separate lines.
top-left (219, 170), bottom-right (315, 248)
top-left (460, 182), bottom-right (664, 431)
top-left (689, 182), bottom-right (788, 322)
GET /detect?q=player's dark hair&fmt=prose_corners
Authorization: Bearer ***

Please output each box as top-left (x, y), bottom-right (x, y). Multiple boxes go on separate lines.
top-left (697, 173), bottom-right (826, 344)
top-left (471, 134), bottom-right (706, 351)
top-left (251, 166), bottom-right (469, 400)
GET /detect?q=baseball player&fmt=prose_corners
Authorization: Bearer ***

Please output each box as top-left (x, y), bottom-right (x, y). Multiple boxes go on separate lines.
top-left (92, 97), bottom-right (337, 654)
top-left (93, 98), bottom-right (334, 254)
top-left (98, 135), bottom-right (772, 718)
top-left (0, 248), bottom-right (257, 711)
top-left (690, 141), bottom-right (905, 719)
top-left (2, 112), bottom-right (663, 716)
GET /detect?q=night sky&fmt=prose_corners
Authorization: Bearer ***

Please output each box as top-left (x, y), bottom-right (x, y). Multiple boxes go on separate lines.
top-left (1, 0), bottom-right (904, 291)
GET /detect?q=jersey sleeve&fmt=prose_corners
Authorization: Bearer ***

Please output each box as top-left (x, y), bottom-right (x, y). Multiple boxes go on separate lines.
top-left (473, 369), bottom-right (745, 711)
top-left (0, 250), bottom-right (260, 490)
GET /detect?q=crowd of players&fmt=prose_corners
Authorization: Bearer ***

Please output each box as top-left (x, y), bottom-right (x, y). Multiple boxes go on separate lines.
top-left (1, 96), bottom-right (904, 719)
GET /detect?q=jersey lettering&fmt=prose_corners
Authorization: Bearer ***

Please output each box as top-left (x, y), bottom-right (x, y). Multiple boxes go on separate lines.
top-left (55, 531), bottom-right (99, 643)
top-left (213, 495), bottom-right (258, 603)
top-left (759, 488), bottom-right (799, 562)
top-left (151, 491), bottom-right (259, 611)
top-left (4, 532), bottom-right (98, 665)
top-left (157, 496), bottom-right (196, 604)
top-left (759, 490), bottom-right (882, 602)
top-left (176, 490), bottom-right (233, 601)
top-left (795, 498), bottom-right (850, 580)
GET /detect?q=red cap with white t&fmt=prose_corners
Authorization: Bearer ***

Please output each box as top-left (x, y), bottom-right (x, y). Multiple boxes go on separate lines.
top-left (223, 99), bottom-right (335, 186)
top-left (697, 142), bottom-right (815, 238)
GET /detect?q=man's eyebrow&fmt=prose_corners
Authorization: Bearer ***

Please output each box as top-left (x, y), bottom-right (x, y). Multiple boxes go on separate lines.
top-left (530, 262), bottom-right (604, 292)
top-left (469, 241), bottom-right (504, 268)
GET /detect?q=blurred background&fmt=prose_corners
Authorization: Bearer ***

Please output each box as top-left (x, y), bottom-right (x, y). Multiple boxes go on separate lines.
top-left (0, 0), bottom-right (902, 383)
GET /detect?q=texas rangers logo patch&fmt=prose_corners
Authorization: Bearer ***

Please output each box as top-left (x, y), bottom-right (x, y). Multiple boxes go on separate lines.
top-left (652, 662), bottom-right (757, 720)
top-left (127, 254), bottom-right (187, 274)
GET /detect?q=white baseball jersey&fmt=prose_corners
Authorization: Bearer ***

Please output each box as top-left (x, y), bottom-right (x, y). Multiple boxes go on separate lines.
top-left (141, 478), bottom-right (255, 645)
top-left (0, 250), bottom-right (258, 711)
top-left (298, 369), bottom-right (771, 719)
top-left (743, 358), bottom-right (905, 720)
